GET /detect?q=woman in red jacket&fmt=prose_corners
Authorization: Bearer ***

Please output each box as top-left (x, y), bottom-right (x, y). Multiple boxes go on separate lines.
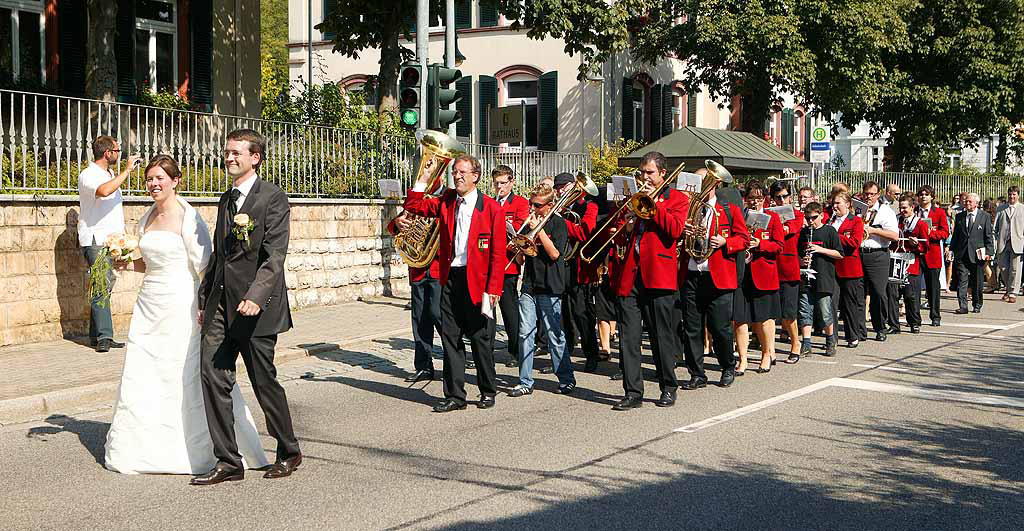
top-left (829, 191), bottom-right (867, 348)
top-left (733, 181), bottom-right (784, 374)
top-left (769, 181), bottom-right (805, 362)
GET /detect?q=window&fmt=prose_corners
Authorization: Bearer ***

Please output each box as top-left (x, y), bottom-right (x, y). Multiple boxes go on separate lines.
top-left (945, 148), bottom-right (962, 170)
top-left (631, 79), bottom-right (645, 141)
top-left (769, 113), bottom-right (778, 145)
top-left (503, 74), bottom-right (538, 148)
top-left (135, 0), bottom-right (177, 93)
top-left (0, 0), bottom-right (45, 85)
top-left (872, 146), bottom-right (884, 172)
top-left (345, 78), bottom-right (378, 108)
top-left (672, 89), bottom-right (684, 130)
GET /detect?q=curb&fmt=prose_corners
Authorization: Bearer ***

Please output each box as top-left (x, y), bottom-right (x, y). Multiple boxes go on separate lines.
top-left (0, 326), bottom-right (409, 427)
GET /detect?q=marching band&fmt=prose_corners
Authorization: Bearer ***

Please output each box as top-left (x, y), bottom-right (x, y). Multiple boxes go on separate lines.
top-left (391, 136), bottom-right (996, 413)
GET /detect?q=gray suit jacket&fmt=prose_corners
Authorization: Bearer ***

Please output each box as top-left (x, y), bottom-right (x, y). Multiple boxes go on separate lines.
top-left (995, 202), bottom-right (1024, 255)
top-left (950, 209), bottom-right (995, 264)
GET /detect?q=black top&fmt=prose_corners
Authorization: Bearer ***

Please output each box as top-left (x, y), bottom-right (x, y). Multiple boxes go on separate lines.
top-left (522, 215), bottom-right (569, 296)
top-left (798, 224), bottom-right (843, 295)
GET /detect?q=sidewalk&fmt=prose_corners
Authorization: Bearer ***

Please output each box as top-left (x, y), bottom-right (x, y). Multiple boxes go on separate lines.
top-left (0, 297), bottom-right (416, 426)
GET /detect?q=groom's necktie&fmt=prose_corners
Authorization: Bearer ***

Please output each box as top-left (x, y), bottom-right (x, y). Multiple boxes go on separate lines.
top-left (227, 188), bottom-right (241, 249)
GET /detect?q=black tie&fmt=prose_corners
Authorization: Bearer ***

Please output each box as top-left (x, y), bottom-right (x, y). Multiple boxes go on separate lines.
top-left (227, 189), bottom-right (241, 249)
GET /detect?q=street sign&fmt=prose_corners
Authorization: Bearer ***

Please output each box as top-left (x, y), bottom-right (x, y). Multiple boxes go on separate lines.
top-left (812, 127), bottom-right (828, 142)
top-left (810, 149), bottom-right (830, 163)
top-left (488, 105), bottom-right (525, 145)
top-left (810, 142), bottom-right (830, 151)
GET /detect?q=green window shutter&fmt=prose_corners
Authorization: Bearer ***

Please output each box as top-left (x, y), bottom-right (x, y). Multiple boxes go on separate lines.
top-left (456, 76), bottom-right (473, 138)
top-left (662, 87), bottom-right (673, 137)
top-left (538, 71), bottom-right (558, 151)
top-left (455, 0), bottom-right (472, 29)
top-left (58, 0), bottom-right (87, 94)
top-left (479, 3), bottom-right (499, 27)
top-left (622, 78), bottom-right (634, 141)
top-left (322, 0), bottom-right (338, 40)
top-left (115, 0), bottom-right (136, 102)
top-left (478, 75), bottom-right (498, 144)
top-left (650, 84), bottom-right (662, 141)
top-left (190, 0), bottom-right (214, 106)
top-left (782, 108), bottom-right (794, 152)
top-left (686, 91), bottom-right (697, 127)
top-left (804, 113), bottom-right (812, 161)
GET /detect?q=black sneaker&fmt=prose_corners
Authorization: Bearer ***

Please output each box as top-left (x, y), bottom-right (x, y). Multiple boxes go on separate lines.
top-left (557, 383), bottom-right (576, 395)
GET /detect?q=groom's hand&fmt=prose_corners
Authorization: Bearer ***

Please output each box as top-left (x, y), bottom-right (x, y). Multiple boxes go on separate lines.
top-left (196, 310), bottom-right (204, 326)
top-left (237, 299), bottom-right (261, 316)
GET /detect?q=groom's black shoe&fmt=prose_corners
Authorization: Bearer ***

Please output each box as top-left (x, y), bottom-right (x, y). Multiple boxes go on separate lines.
top-left (404, 369), bottom-right (434, 383)
top-left (190, 463), bottom-right (244, 486)
top-left (264, 453), bottom-right (302, 479)
top-left (95, 338), bottom-right (125, 352)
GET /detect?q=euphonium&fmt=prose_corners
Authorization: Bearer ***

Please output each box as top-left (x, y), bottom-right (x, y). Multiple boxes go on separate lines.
top-left (683, 160), bottom-right (733, 262)
top-left (394, 130), bottom-right (466, 268)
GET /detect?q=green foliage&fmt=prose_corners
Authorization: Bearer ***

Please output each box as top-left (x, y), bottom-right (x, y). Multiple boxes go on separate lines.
top-left (587, 139), bottom-right (643, 185)
top-left (261, 0), bottom-right (289, 82)
top-left (137, 87), bottom-right (192, 111)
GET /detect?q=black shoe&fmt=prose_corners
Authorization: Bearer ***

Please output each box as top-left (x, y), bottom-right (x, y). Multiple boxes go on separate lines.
top-left (539, 366), bottom-right (554, 374)
top-left (612, 395), bottom-right (643, 411)
top-left (931, 319), bottom-right (941, 327)
top-left (190, 463), bottom-right (244, 486)
top-left (785, 353), bottom-right (800, 364)
top-left (910, 326), bottom-right (920, 334)
top-left (610, 371), bottom-right (624, 381)
top-left (972, 307), bottom-right (982, 313)
top-left (886, 326), bottom-right (901, 335)
top-left (404, 369), bottom-right (434, 383)
top-left (954, 308), bottom-right (969, 314)
top-left (263, 454), bottom-right (303, 479)
top-left (754, 365), bottom-right (772, 374)
top-left (477, 395), bottom-right (495, 409)
top-left (824, 341), bottom-right (837, 357)
top-left (720, 369), bottom-right (736, 387)
top-left (557, 383), bottom-right (576, 395)
top-left (800, 343), bottom-right (812, 357)
top-left (847, 339), bottom-right (860, 348)
top-left (875, 332), bottom-right (887, 342)
top-left (95, 338), bottom-right (124, 352)
top-left (504, 358), bottom-right (518, 368)
top-left (432, 399), bottom-right (467, 413)
top-left (654, 390), bottom-right (676, 407)
top-left (680, 376), bottom-right (708, 390)
top-left (583, 359), bottom-right (599, 373)
top-left (508, 386), bottom-right (532, 397)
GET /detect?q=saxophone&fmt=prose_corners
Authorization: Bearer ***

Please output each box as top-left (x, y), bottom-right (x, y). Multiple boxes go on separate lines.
top-left (683, 160), bottom-right (734, 261)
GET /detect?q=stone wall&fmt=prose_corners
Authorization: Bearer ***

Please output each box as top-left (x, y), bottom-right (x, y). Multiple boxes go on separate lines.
top-left (0, 196), bottom-right (410, 347)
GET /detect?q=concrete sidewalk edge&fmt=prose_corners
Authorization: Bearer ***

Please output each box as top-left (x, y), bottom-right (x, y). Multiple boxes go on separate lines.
top-left (0, 326), bottom-right (409, 427)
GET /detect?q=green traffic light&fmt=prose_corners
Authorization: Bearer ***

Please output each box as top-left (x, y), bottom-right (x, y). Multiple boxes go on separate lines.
top-left (401, 109), bottom-right (419, 126)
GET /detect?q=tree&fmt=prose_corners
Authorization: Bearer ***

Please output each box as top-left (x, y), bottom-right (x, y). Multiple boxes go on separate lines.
top-left (317, 1), bottom-right (444, 113)
top-left (262, 0), bottom-right (290, 82)
top-left (85, 0), bottom-right (118, 101)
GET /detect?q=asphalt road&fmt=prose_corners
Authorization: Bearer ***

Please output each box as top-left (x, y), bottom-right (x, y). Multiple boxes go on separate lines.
top-left (2, 293), bottom-right (1022, 530)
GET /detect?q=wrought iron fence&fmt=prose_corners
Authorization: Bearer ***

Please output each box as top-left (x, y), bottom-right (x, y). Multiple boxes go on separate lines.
top-left (0, 89), bottom-right (588, 198)
top-left (810, 170), bottom-right (1024, 204)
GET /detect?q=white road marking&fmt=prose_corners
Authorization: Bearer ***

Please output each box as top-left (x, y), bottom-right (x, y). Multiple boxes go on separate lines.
top-left (900, 319), bottom-right (1011, 330)
top-left (801, 359), bottom-right (839, 365)
top-left (674, 377), bottom-right (1024, 434)
top-left (851, 363), bottom-right (911, 372)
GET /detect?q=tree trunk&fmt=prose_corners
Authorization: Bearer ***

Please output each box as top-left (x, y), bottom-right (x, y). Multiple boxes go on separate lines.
top-left (375, 7), bottom-right (404, 114)
top-left (995, 129), bottom-right (1008, 175)
top-left (85, 0), bottom-right (118, 101)
top-left (738, 82), bottom-right (771, 138)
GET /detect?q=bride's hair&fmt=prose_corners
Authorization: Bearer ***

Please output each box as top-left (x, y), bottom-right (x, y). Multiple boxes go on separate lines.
top-left (145, 155), bottom-right (182, 191)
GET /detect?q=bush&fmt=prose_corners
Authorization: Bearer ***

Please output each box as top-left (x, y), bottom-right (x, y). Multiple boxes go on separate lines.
top-left (587, 139), bottom-right (643, 185)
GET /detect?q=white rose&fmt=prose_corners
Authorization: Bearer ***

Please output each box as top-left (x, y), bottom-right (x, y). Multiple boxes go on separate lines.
top-left (234, 213), bottom-right (251, 227)
top-left (123, 236), bottom-right (139, 251)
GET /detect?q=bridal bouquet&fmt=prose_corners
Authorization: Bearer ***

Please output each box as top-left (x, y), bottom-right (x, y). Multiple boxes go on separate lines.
top-left (87, 232), bottom-right (140, 308)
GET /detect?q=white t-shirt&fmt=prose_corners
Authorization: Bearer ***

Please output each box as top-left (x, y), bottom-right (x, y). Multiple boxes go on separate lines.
top-left (861, 202), bottom-right (898, 249)
top-left (77, 161), bottom-right (125, 247)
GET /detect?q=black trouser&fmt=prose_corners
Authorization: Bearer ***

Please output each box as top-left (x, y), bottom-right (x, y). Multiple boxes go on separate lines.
top-left (885, 280), bottom-right (902, 329)
top-left (618, 276), bottom-right (679, 397)
top-left (898, 274), bottom-right (923, 328)
top-left (410, 274), bottom-right (441, 372)
top-left (955, 259), bottom-right (985, 310)
top-left (861, 249), bottom-right (891, 333)
top-left (497, 274), bottom-right (520, 360)
top-left (838, 277), bottom-right (867, 342)
top-left (679, 271), bottom-right (735, 380)
top-left (439, 267), bottom-right (497, 404)
top-left (566, 282), bottom-right (599, 362)
top-left (922, 265), bottom-right (942, 322)
top-left (201, 302), bottom-right (299, 469)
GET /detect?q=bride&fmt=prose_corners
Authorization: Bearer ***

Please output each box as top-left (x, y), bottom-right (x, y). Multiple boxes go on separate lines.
top-left (103, 155), bottom-right (269, 474)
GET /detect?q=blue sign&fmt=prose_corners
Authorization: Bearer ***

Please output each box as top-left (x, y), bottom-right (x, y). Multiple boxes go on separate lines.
top-left (810, 142), bottom-right (830, 151)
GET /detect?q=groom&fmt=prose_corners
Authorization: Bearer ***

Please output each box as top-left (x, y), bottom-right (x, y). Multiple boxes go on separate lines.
top-left (192, 129), bottom-right (301, 486)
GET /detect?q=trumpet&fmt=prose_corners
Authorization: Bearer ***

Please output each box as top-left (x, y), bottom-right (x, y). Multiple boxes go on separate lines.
top-left (578, 163), bottom-right (686, 264)
top-left (506, 173), bottom-right (598, 269)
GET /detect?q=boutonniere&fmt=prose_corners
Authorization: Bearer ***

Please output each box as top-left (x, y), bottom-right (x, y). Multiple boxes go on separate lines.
top-left (232, 213), bottom-right (255, 249)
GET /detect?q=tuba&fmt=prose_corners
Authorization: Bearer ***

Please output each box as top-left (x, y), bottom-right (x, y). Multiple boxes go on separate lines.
top-left (682, 160), bottom-right (733, 261)
top-left (394, 130), bottom-right (466, 268)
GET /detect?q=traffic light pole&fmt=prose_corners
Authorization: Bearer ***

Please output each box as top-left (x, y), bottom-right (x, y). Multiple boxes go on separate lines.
top-left (445, 0), bottom-right (456, 139)
top-left (417, 0), bottom-right (429, 130)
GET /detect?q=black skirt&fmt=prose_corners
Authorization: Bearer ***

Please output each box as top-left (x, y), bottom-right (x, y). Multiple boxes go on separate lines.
top-left (733, 273), bottom-right (781, 323)
top-left (594, 281), bottom-right (618, 321)
top-left (779, 281), bottom-right (800, 320)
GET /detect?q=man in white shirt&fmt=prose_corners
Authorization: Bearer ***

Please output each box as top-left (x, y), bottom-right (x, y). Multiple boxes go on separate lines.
top-left (859, 181), bottom-right (900, 341)
top-left (78, 135), bottom-right (140, 352)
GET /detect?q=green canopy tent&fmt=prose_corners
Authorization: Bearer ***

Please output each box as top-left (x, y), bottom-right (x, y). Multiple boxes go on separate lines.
top-left (619, 127), bottom-right (812, 175)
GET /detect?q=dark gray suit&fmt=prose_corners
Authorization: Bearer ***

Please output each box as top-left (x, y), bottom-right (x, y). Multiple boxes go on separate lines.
top-left (199, 177), bottom-right (299, 469)
top-left (950, 208), bottom-right (995, 311)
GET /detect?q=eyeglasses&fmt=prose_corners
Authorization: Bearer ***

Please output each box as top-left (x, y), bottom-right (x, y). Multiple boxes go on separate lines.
top-left (453, 170), bottom-right (479, 177)
top-left (747, 195), bottom-right (764, 201)
top-left (108, 149), bottom-right (121, 153)
top-left (774, 193), bottom-right (789, 200)
top-left (807, 214), bottom-right (820, 221)
top-left (530, 202), bottom-right (548, 209)
top-left (865, 191), bottom-right (879, 197)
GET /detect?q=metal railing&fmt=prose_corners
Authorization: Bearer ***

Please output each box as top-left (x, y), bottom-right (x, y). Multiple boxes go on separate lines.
top-left (810, 170), bottom-right (1024, 204)
top-left (0, 89), bottom-right (588, 198)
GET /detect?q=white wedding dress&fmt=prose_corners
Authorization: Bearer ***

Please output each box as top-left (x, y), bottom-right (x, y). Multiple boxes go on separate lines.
top-left (104, 206), bottom-right (269, 474)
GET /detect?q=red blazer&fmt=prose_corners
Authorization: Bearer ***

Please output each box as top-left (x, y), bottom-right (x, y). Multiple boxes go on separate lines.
top-left (565, 199), bottom-right (599, 283)
top-left (500, 194), bottom-right (530, 275)
top-left (919, 206), bottom-right (950, 269)
top-left (833, 213), bottom-right (865, 278)
top-left (894, 216), bottom-right (930, 276)
top-left (386, 216), bottom-right (440, 282)
top-left (404, 188), bottom-right (506, 305)
top-left (678, 201), bottom-right (750, 290)
top-left (747, 210), bottom-right (784, 291)
top-left (777, 209), bottom-right (805, 283)
top-left (611, 188), bottom-right (688, 296)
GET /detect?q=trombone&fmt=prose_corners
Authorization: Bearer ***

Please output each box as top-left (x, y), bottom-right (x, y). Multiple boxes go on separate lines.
top-left (505, 173), bottom-right (599, 269)
top-left (578, 163), bottom-right (686, 264)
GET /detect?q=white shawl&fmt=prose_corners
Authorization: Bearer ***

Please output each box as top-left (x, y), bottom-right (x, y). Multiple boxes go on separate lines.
top-left (137, 195), bottom-right (213, 280)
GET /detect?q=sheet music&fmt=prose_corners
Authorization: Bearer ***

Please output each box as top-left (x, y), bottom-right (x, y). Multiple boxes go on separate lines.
top-left (767, 204), bottom-right (796, 222)
top-left (610, 175), bottom-right (637, 200)
top-left (745, 211), bottom-right (772, 232)
top-left (676, 172), bottom-right (703, 195)
top-left (851, 198), bottom-right (869, 217)
top-left (377, 179), bottom-right (403, 199)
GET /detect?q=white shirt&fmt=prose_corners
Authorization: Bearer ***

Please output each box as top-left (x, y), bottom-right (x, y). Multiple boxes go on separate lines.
top-left (688, 195), bottom-right (717, 272)
top-left (450, 188), bottom-right (478, 267)
top-left (497, 193), bottom-right (510, 206)
top-left (861, 202), bottom-right (898, 249)
top-left (77, 161), bottom-right (125, 246)
top-left (232, 173), bottom-right (258, 210)
top-left (831, 212), bottom-right (846, 232)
